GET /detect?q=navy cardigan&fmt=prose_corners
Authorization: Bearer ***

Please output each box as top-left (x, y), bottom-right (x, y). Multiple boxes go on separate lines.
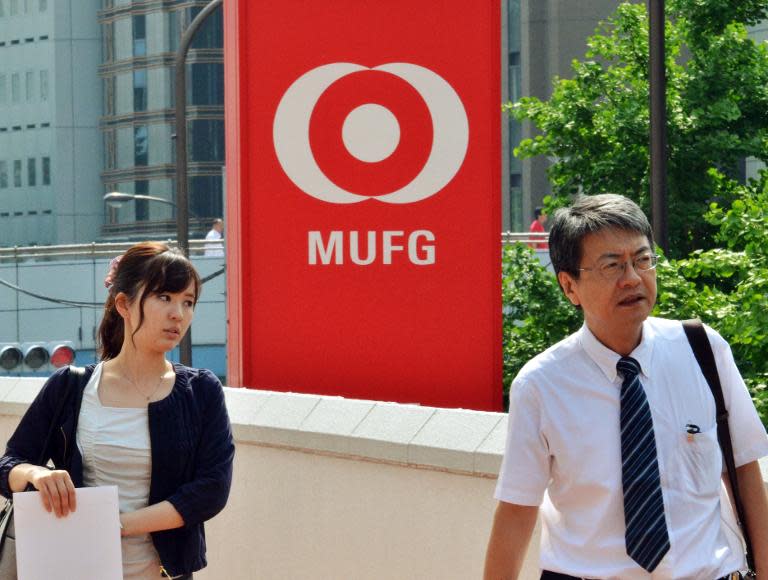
top-left (0, 364), bottom-right (235, 577)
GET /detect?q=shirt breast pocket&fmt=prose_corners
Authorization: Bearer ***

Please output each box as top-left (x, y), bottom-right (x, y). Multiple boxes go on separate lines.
top-left (678, 425), bottom-right (722, 498)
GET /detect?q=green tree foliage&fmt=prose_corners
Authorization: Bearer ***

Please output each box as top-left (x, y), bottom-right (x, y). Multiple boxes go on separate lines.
top-left (502, 244), bottom-right (581, 396)
top-left (502, 208), bottom-right (768, 424)
top-left (506, 1), bottom-right (768, 256)
top-left (653, 170), bottom-right (768, 423)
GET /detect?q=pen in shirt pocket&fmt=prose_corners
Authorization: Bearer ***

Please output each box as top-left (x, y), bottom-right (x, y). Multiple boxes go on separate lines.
top-left (685, 423), bottom-right (701, 442)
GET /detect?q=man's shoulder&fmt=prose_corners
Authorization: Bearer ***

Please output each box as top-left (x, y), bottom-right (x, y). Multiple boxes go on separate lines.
top-left (515, 330), bottom-right (584, 385)
top-left (645, 316), bottom-right (729, 350)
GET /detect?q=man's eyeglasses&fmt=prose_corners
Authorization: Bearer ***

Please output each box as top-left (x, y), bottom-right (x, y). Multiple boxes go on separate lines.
top-left (578, 253), bottom-right (659, 281)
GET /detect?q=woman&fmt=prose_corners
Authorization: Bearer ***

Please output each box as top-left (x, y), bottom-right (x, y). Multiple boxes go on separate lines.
top-left (0, 242), bottom-right (235, 579)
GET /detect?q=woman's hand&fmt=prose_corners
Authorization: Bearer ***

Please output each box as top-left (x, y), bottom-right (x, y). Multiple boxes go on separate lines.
top-left (27, 466), bottom-right (77, 518)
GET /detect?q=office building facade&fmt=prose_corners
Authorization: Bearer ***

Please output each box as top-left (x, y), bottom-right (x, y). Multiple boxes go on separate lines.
top-left (0, 0), bottom-right (102, 247)
top-left (98, 0), bottom-right (224, 240)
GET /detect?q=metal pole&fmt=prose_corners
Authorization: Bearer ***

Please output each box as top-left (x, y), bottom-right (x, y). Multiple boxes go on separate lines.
top-left (649, 0), bottom-right (669, 252)
top-left (175, 0), bottom-right (223, 366)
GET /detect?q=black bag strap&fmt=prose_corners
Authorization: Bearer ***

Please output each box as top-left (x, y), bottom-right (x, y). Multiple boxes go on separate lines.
top-left (682, 319), bottom-right (755, 574)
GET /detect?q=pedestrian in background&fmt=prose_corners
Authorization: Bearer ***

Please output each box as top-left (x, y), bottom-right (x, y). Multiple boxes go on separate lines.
top-left (0, 241), bottom-right (235, 579)
top-left (528, 207), bottom-right (548, 250)
top-left (204, 218), bottom-right (225, 257)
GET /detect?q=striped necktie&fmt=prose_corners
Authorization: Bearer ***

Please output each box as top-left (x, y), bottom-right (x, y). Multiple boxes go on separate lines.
top-left (617, 356), bottom-right (670, 572)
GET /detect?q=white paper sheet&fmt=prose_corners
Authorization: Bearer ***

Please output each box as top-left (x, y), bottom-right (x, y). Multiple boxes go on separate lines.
top-left (13, 485), bottom-right (122, 580)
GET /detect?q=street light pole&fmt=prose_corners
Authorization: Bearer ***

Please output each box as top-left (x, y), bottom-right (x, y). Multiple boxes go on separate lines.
top-left (649, 0), bottom-right (669, 253)
top-left (174, 0), bottom-right (223, 366)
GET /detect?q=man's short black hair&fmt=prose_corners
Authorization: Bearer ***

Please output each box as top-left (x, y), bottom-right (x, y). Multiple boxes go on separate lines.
top-left (549, 194), bottom-right (654, 279)
top-left (534, 206), bottom-right (544, 219)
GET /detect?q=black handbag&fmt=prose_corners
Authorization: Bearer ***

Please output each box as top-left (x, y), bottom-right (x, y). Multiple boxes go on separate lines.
top-left (0, 365), bottom-right (86, 579)
top-left (683, 319), bottom-right (756, 578)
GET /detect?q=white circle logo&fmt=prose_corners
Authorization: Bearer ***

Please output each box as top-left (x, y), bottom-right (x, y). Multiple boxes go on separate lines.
top-left (273, 63), bottom-right (469, 204)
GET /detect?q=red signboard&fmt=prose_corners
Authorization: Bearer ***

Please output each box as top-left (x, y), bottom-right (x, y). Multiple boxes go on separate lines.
top-left (225, 0), bottom-right (501, 410)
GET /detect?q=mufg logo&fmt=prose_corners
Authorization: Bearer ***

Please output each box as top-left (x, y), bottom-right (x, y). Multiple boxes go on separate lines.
top-left (273, 63), bottom-right (469, 266)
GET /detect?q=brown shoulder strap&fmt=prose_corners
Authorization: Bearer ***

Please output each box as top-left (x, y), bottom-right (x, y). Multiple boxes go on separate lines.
top-left (682, 319), bottom-right (755, 574)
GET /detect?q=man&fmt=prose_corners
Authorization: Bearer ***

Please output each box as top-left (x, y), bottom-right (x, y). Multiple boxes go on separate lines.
top-left (528, 207), bottom-right (548, 250)
top-left (204, 218), bottom-right (224, 257)
top-left (484, 194), bottom-right (768, 579)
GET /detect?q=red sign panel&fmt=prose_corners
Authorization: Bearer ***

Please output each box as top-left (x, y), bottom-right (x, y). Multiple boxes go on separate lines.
top-left (225, 0), bottom-right (501, 410)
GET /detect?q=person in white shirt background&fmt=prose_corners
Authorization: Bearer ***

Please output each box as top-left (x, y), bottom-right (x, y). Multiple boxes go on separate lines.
top-left (204, 218), bottom-right (224, 257)
top-left (484, 194), bottom-right (768, 580)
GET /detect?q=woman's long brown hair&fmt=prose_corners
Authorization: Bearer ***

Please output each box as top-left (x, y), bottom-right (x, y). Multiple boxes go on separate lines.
top-left (97, 242), bottom-right (201, 360)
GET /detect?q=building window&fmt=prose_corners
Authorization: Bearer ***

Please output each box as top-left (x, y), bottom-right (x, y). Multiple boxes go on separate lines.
top-left (189, 63), bottom-right (223, 106)
top-left (103, 21), bottom-right (114, 63)
top-left (189, 6), bottom-right (223, 49)
top-left (41, 156), bottom-right (50, 185)
top-left (25, 71), bottom-right (34, 101)
top-left (10, 0), bottom-right (17, 16)
top-left (0, 75), bottom-right (6, 104)
top-left (134, 125), bottom-right (148, 166)
top-left (0, 1), bottom-right (5, 17)
top-left (189, 119), bottom-right (224, 162)
top-left (0, 162), bottom-right (7, 188)
top-left (11, 73), bottom-right (20, 103)
top-left (27, 157), bottom-right (36, 186)
top-left (190, 175), bottom-right (223, 219)
top-left (168, 10), bottom-right (180, 52)
top-left (133, 14), bottom-right (146, 57)
top-left (39, 70), bottom-right (48, 101)
top-left (135, 180), bottom-right (149, 221)
top-left (133, 69), bottom-right (147, 112)
top-left (13, 160), bottom-right (21, 187)
top-left (38, 0), bottom-right (46, 11)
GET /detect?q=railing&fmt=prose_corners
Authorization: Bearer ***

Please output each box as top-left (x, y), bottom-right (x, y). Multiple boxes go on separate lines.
top-left (0, 234), bottom-right (548, 263)
top-left (0, 239), bottom-right (225, 263)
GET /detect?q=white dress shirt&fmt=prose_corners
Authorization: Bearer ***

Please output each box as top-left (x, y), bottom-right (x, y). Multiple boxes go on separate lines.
top-left (495, 317), bottom-right (768, 579)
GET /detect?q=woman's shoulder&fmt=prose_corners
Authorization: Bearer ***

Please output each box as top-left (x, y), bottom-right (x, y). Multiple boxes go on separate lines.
top-left (173, 365), bottom-right (224, 398)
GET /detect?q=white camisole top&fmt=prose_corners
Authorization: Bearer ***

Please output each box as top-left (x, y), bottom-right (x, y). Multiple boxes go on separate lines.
top-left (76, 362), bottom-right (163, 579)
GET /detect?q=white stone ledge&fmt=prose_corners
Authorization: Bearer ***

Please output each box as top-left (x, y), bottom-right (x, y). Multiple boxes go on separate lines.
top-left (1, 377), bottom-right (767, 484)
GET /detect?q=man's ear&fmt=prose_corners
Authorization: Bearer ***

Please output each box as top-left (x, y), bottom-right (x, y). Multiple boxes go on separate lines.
top-left (558, 271), bottom-right (581, 307)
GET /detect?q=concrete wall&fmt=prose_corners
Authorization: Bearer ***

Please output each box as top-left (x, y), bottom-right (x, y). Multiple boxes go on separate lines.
top-left (0, 378), bottom-right (765, 579)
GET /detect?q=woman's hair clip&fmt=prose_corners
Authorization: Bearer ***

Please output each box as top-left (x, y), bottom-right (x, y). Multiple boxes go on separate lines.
top-left (104, 255), bottom-right (123, 291)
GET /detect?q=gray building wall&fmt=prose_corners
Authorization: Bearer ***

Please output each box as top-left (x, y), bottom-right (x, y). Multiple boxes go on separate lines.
top-left (503, 0), bottom-right (621, 230)
top-left (747, 21), bottom-right (768, 182)
top-left (0, 0), bottom-right (102, 247)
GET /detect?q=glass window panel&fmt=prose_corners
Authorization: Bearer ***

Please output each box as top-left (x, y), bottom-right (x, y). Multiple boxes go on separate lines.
top-left (39, 0), bottom-right (46, 11)
top-left (133, 69), bottom-right (147, 111)
top-left (134, 125), bottom-right (148, 166)
top-left (0, 75), bottom-right (6, 104)
top-left (189, 119), bottom-right (224, 162)
top-left (190, 175), bottom-right (223, 218)
top-left (189, 63), bottom-right (223, 106)
top-left (25, 71), bottom-right (34, 101)
top-left (42, 156), bottom-right (50, 185)
top-left (135, 180), bottom-right (148, 221)
top-left (27, 158), bottom-right (35, 186)
top-left (39, 69), bottom-right (48, 101)
top-left (0, 162), bottom-right (7, 188)
top-left (10, 0), bottom-right (18, 16)
top-left (11, 73), bottom-right (20, 103)
top-left (189, 6), bottom-right (223, 49)
top-left (132, 14), bottom-right (146, 57)
top-left (13, 160), bottom-right (21, 187)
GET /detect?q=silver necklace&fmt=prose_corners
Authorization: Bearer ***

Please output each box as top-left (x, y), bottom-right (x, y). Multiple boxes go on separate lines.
top-left (120, 362), bottom-right (170, 402)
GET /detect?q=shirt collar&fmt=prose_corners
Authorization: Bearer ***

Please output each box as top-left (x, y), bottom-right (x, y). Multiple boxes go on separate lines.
top-left (579, 320), bottom-right (655, 384)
